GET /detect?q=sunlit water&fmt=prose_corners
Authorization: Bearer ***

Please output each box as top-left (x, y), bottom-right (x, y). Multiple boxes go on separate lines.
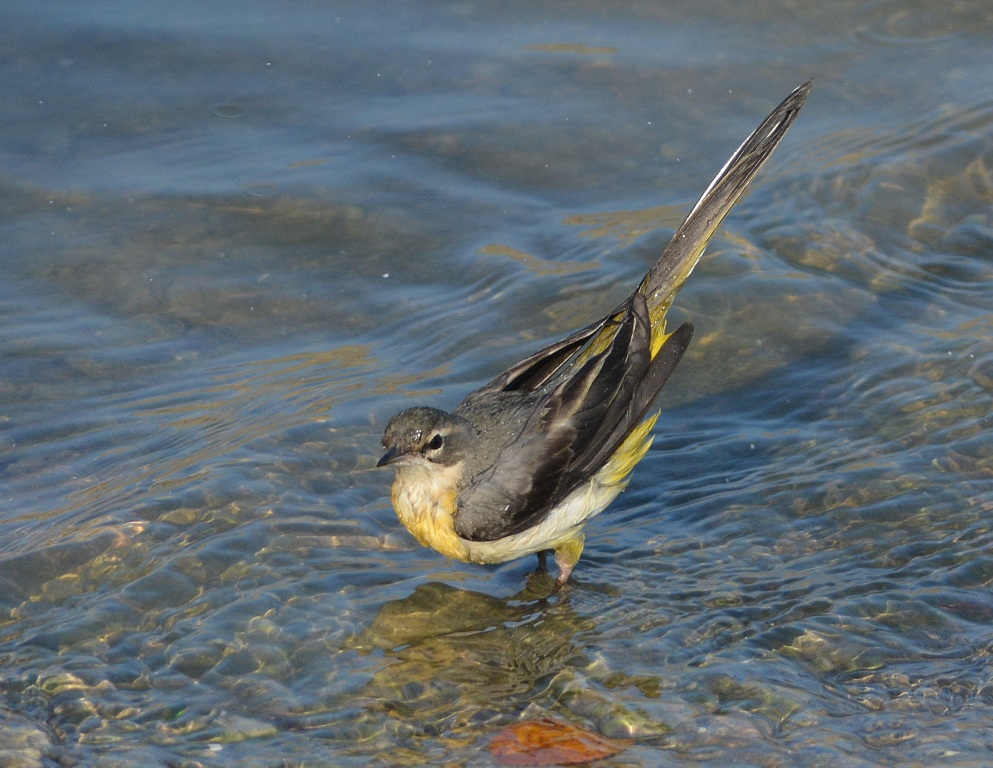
top-left (3, 1), bottom-right (993, 766)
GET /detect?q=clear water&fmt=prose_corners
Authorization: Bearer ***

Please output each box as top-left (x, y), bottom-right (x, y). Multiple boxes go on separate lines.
top-left (3, 1), bottom-right (993, 765)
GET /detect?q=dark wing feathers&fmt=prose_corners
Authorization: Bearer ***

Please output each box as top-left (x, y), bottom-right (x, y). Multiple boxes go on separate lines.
top-left (452, 402), bottom-right (577, 541)
top-left (454, 292), bottom-right (690, 543)
top-left (472, 314), bottom-right (613, 395)
top-left (564, 293), bottom-right (652, 468)
top-left (577, 319), bottom-right (692, 478)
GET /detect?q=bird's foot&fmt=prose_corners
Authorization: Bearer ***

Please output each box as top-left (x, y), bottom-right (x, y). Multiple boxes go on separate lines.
top-left (551, 534), bottom-right (585, 591)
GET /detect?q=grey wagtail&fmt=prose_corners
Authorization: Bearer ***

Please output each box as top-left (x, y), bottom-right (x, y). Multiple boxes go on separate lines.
top-left (378, 81), bottom-right (811, 586)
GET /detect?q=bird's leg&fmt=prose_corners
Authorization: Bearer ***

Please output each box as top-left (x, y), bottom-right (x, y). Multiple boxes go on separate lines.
top-left (535, 550), bottom-right (549, 573)
top-left (552, 534), bottom-right (585, 590)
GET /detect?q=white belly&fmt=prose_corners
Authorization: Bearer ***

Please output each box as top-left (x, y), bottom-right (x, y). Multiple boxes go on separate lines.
top-left (462, 467), bottom-right (624, 564)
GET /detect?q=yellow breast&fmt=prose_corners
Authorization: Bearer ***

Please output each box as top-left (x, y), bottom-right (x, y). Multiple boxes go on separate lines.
top-left (391, 460), bottom-right (471, 562)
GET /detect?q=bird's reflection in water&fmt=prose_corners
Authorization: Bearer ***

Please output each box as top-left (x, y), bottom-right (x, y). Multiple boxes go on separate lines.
top-left (344, 580), bottom-right (668, 757)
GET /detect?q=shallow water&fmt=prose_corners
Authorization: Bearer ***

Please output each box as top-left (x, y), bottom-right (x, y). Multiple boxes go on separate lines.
top-left (3, 1), bottom-right (993, 765)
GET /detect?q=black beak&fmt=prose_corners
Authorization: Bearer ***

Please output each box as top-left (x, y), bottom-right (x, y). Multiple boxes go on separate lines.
top-left (377, 446), bottom-right (403, 467)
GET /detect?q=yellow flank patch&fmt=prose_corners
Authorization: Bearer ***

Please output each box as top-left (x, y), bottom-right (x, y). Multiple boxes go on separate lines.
top-left (601, 410), bottom-right (659, 487)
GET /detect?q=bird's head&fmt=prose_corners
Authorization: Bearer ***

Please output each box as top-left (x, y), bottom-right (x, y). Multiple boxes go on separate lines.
top-left (377, 406), bottom-right (476, 468)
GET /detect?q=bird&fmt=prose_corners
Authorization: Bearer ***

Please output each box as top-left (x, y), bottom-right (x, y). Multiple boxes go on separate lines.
top-left (378, 81), bottom-right (811, 587)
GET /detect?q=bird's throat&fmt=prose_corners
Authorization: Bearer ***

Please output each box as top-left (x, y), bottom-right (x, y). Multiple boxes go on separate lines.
top-left (391, 460), bottom-right (470, 562)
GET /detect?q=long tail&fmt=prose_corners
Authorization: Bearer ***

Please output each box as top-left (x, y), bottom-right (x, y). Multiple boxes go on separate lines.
top-left (641, 80), bottom-right (812, 350)
top-left (489, 82), bottom-right (811, 389)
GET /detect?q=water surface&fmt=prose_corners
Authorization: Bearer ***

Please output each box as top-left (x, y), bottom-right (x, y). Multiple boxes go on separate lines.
top-left (3, 1), bottom-right (993, 765)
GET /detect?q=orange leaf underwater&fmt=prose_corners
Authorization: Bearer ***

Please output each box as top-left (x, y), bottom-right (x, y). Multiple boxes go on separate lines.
top-left (489, 716), bottom-right (630, 766)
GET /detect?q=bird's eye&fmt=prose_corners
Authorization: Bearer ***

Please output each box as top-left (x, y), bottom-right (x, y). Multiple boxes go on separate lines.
top-left (427, 433), bottom-right (444, 451)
